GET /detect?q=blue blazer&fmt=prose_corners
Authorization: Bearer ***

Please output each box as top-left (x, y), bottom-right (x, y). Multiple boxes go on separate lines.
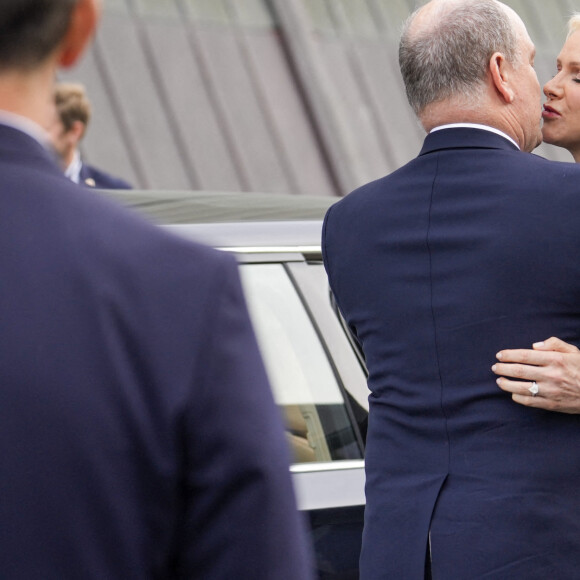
top-left (323, 128), bottom-right (580, 579)
top-left (79, 162), bottom-right (133, 189)
top-left (0, 124), bottom-right (312, 579)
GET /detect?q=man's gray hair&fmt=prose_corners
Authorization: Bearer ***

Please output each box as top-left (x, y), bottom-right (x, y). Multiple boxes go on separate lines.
top-left (0, 0), bottom-right (77, 71)
top-left (399, 0), bottom-right (519, 116)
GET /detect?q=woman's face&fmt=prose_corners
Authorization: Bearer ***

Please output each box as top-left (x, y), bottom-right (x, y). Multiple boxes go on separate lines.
top-left (542, 31), bottom-right (580, 159)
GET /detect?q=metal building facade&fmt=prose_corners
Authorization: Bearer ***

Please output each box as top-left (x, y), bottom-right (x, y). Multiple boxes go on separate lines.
top-left (62, 0), bottom-right (575, 195)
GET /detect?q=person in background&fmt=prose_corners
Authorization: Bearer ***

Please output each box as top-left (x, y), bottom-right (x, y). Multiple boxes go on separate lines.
top-left (493, 13), bottom-right (580, 411)
top-left (48, 81), bottom-right (133, 189)
top-left (322, 0), bottom-right (580, 577)
top-left (0, 1), bottom-right (313, 578)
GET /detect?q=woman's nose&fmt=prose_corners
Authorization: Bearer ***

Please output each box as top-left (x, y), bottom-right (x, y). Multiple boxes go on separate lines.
top-left (544, 76), bottom-right (562, 99)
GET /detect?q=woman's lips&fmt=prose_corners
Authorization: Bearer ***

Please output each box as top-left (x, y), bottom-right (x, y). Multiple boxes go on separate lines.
top-left (542, 105), bottom-right (561, 119)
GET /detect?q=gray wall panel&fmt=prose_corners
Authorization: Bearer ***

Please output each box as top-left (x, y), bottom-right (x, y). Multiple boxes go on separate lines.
top-left (352, 39), bottom-right (424, 169)
top-left (192, 27), bottom-right (292, 193)
top-left (240, 31), bottom-right (336, 196)
top-left (96, 12), bottom-right (190, 189)
top-left (142, 20), bottom-right (243, 191)
top-left (316, 39), bottom-right (392, 189)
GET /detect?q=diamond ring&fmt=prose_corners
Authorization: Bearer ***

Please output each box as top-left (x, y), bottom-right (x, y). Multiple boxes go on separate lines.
top-left (528, 381), bottom-right (539, 397)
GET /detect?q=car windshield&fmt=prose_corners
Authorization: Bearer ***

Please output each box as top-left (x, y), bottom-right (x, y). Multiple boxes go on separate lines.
top-left (240, 263), bottom-right (364, 464)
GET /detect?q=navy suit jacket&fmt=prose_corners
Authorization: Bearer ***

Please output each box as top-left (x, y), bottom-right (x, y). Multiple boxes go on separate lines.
top-left (323, 128), bottom-right (580, 579)
top-left (79, 162), bottom-right (133, 190)
top-left (0, 124), bottom-right (312, 579)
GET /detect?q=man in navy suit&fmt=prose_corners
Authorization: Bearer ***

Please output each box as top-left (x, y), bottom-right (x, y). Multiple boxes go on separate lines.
top-left (323, 0), bottom-right (580, 578)
top-left (49, 82), bottom-right (133, 189)
top-left (0, 1), bottom-right (312, 578)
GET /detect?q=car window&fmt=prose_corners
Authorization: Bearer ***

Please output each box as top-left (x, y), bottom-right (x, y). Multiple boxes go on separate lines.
top-left (240, 263), bottom-right (364, 464)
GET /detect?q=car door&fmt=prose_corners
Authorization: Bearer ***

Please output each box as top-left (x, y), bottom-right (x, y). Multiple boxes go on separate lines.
top-left (238, 252), bottom-right (368, 579)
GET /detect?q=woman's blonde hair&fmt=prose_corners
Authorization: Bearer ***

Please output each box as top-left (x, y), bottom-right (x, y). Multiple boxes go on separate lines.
top-left (567, 13), bottom-right (580, 38)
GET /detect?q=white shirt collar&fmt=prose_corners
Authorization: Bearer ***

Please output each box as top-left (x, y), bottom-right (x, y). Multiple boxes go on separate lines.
top-left (0, 110), bottom-right (51, 149)
top-left (430, 123), bottom-right (520, 150)
top-left (64, 149), bottom-right (82, 184)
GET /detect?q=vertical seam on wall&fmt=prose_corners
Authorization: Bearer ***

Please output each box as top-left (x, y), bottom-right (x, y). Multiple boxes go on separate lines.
top-left (224, 0), bottom-right (299, 195)
top-left (176, 0), bottom-right (253, 192)
top-left (325, 0), bottom-right (398, 171)
top-left (266, 0), bottom-right (357, 196)
top-left (128, 0), bottom-right (201, 190)
top-left (267, 0), bottom-right (342, 196)
top-left (92, 33), bottom-right (150, 188)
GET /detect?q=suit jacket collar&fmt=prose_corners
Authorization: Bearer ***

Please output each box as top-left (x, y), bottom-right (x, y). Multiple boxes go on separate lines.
top-left (419, 127), bottom-right (520, 157)
top-left (0, 123), bottom-right (63, 177)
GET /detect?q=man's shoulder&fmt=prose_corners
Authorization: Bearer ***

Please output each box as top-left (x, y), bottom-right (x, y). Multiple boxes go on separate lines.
top-left (506, 152), bottom-right (580, 190)
top-left (81, 163), bottom-right (133, 190)
top-left (325, 151), bottom-right (580, 225)
top-left (325, 172), bottom-right (392, 219)
top-left (4, 156), bottom-right (230, 281)
top-left (69, 185), bottom-right (229, 271)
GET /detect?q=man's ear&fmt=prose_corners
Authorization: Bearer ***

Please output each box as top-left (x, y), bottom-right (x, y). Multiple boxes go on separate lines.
top-left (70, 120), bottom-right (86, 144)
top-left (57, 0), bottom-right (101, 69)
top-left (490, 51), bottom-right (515, 103)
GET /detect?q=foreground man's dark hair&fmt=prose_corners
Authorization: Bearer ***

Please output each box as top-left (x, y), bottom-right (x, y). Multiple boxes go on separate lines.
top-left (0, 0), bottom-right (77, 70)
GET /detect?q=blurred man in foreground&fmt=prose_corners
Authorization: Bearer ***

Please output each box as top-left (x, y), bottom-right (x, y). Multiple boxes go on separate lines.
top-left (49, 81), bottom-right (132, 189)
top-left (0, 1), bottom-right (312, 578)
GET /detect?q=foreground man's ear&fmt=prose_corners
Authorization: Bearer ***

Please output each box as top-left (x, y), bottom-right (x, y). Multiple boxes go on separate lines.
top-left (57, 0), bottom-right (101, 69)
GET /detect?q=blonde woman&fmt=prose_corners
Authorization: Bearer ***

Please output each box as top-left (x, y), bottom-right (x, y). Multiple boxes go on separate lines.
top-left (493, 14), bottom-right (580, 412)
top-left (542, 13), bottom-right (580, 160)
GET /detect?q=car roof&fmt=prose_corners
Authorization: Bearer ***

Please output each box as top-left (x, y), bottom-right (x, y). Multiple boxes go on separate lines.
top-left (104, 190), bottom-right (337, 251)
top-left (104, 190), bottom-right (337, 223)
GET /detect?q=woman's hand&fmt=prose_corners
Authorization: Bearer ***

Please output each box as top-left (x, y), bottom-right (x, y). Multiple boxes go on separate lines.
top-left (492, 337), bottom-right (580, 413)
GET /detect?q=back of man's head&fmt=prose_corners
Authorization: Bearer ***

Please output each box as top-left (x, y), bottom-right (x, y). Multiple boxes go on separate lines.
top-left (55, 83), bottom-right (91, 133)
top-left (0, 0), bottom-right (77, 71)
top-left (399, 0), bottom-right (519, 117)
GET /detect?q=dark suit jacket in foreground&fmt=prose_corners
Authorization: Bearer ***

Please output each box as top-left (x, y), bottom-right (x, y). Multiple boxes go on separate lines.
top-left (0, 124), bottom-right (312, 579)
top-left (79, 161), bottom-right (132, 189)
top-left (323, 128), bottom-right (580, 579)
